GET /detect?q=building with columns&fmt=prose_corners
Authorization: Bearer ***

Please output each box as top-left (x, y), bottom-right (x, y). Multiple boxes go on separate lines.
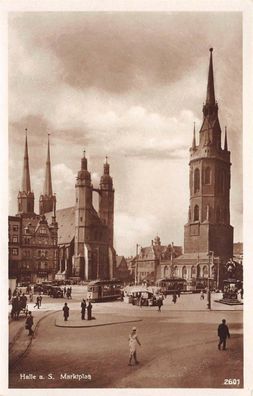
top-left (173, 48), bottom-right (234, 288)
top-left (9, 133), bottom-right (58, 283)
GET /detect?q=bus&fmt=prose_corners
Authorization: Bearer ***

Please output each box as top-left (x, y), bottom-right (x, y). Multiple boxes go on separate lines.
top-left (156, 278), bottom-right (187, 295)
top-left (87, 279), bottom-right (123, 302)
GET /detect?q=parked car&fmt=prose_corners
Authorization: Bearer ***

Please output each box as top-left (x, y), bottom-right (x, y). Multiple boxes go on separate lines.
top-left (49, 286), bottom-right (64, 298)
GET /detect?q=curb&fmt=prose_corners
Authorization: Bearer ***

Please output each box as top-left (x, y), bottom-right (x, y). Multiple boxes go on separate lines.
top-left (55, 318), bottom-right (143, 328)
top-left (9, 310), bottom-right (61, 369)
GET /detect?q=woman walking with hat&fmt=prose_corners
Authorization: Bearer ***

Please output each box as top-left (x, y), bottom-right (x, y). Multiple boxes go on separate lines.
top-left (128, 326), bottom-right (141, 366)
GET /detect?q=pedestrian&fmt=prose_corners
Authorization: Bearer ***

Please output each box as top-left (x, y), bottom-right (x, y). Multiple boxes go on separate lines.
top-left (177, 289), bottom-right (181, 298)
top-left (63, 302), bottom-right (69, 321)
top-left (157, 296), bottom-right (163, 312)
top-left (172, 292), bottom-right (177, 304)
top-left (200, 290), bottom-right (205, 300)
top-left (63, 286), bottom-right (66, 297)
top-left (218, 319), bottom-right (230, 350)
top-left (66, 288), bottom-right (70, 299)
top-left (38, 295), bottom-right (42, 307)
top-left (29, 291), bottom-right (33, 302)
top-left (87, 301), bottom-right (92, 320)
top-left (69, 286), bottom-right (72, 298)
top-left (81, 299), bottom-right (86, 320)
top-left (34, 296), bottom-right (40, 309)
top-left (25, 311), bottom-right (34, 336)
top-left (128, 327), bottom-right (141, 366)
top-left (8, 287), bottom-right (12, 301)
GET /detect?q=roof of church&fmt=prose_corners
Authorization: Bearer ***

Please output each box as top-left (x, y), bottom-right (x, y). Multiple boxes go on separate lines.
top-left (45, 206), bottom-right (75, 245)
top-left (45, 204), bottom-right (107, 245)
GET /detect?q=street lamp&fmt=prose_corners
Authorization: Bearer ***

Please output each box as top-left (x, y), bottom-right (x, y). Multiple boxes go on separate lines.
top-left (207, 251), bottom-right (214, 310)
top-left (135, 244), bottom-right (139, 285)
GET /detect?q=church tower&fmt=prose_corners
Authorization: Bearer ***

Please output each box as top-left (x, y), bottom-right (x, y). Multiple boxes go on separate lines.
top-left (99, 157), bottom-right (114, 247)
top-left (39, 134), bottom-right (56, 215)
top-left (184, 49), bottom-right (233, 258)
top-left (17, 130), bottom-right (35, 214)
top-left (73, 151), bottom-right (93, 278)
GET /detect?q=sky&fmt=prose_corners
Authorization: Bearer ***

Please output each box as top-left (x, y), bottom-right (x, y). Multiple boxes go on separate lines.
top-left (8, 12), bottom-right (242, 257)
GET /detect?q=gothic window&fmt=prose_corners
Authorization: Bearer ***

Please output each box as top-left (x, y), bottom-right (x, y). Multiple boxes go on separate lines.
top-left (12, 248), bottom-right (18, 256)
top-left (164, 265), bottom-right (169, 278)
top-left (194, 168), bottom-right (200, 193)
top-left (202, 265), bottom-right (208, 278)
top-left (182, 266), bottom-right (187, 279)
top-left (12, 235), bottom-right (18, 243)
top-left (204, 167), bottom-right (211, 184)
top-left (194, 205), bottom-right (199, 221)
top-left (191, 266), bottom-right (196, 277)
top-left (13, 225), bottom-right (19, 232)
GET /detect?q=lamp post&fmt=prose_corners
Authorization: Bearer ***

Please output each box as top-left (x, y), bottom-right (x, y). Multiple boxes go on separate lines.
top-left (207, 251), bottom-right (214, 310)
top-left (135, 244), bottom-right (139, 285)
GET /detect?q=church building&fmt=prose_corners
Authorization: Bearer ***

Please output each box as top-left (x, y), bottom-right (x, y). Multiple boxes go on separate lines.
top-left (45, 151), bottom-right (116, 281)
top-left (173, 48), bottom-right (234, 288)
top-left (9, 133), bottom-right (58, 283)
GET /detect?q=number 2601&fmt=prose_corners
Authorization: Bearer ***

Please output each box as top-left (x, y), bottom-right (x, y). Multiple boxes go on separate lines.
top-left (224, 378), bottom-right (240, 385)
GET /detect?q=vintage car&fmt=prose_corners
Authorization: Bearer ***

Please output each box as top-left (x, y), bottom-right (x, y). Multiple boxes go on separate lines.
top-left (49, 286), bottom-right (64, 298)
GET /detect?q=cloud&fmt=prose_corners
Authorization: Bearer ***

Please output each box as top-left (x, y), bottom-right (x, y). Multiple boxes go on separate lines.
top-left (8, 12), bottom-right (243, 254)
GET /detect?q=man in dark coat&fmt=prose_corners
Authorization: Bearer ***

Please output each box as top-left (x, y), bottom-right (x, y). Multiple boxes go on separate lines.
top-left (34, 296), bottom-right (40, 309)
top-left (87, 301), bottom-right (92, 320)
top-left (25, 311), bottom-right (34, 335)
top-left (157, 297), bottom-right (163, 312)
top-left (81, 299), bottom-right (86, 320)
top-left (218, 319), bottom-right (230, 350)
top-left (63, 302), bottom-right (69, 321)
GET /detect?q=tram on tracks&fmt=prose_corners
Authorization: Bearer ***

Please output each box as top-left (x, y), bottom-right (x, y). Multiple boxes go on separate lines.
top-left (87, 279), bottom-right (123, 302)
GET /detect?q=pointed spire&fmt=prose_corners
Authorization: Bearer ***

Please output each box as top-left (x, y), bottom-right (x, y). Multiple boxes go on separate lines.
top-left (21, 128), bottom-right (31, 192)
top-left (104, 155), bottom-right (110, 175)
top-left (43, 133), bottom-right (53, 196)
top-left (206, 48), bottom-right (215, 105)
top-left (81, 149), bottom-right (87, 170)
top-left (224, 126), bottom-right (228, 151)
top-left (192, 122), bottom-right (196, 148)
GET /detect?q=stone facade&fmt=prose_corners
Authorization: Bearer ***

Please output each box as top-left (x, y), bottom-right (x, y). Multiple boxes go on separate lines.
top-left (174, 49), bottom-right (234, 288)
top-left (134, 236), bottom-right (182, 284)
top-left (9, 134), bottom-right (58, 283)
top-left (45, 153), bottom-right (116, 281)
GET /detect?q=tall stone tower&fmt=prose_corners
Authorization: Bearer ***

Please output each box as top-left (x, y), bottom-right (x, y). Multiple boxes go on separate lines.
top-left (99, 157), bottom-right (114, 247)
top-left (39, 134), bottom-right (56, 215)
top-left (184, 48), bottom-right (233, 258)
top-left (73, 151), bottom-right (93, 278)
top-left (17, 130), bottom-right (35, 214)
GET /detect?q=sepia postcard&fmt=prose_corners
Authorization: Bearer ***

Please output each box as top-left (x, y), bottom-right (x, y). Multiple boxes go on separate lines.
top-left (1, 1), bottom-right (253, 396)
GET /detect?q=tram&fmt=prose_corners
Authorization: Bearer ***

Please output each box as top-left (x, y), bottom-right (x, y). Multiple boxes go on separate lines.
top-left (156, 278), bottom-right (187, 295)
top-left (87, 279), bottom-right (123, 302)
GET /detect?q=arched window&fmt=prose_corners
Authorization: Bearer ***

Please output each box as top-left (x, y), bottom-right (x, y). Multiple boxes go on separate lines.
top-left (194, 168), bottom-right (200, 193)
top-left (204, 167), bottom-right (211, 184)
top-left (191, 266), bottom-right (196, 277)
top-left (202, 265), bottom-right (208, 278)
top-left (164, 265), bottom-right (169, 278)
top-left (194, 205), bottom-right (199, 221)
top-left (182, 266), bottom-right (187, 279)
